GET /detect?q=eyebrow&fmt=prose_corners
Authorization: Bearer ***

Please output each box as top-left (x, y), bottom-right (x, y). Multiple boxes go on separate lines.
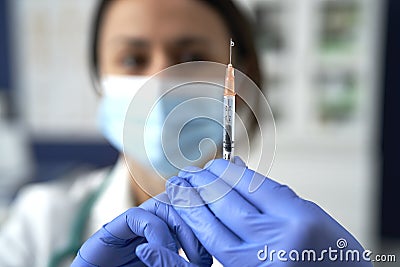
top-left (173, 37), bottom-right (210, 48)
top-left (110, 38), bottom-right (149, 48)
top-left (110, 36), bottom-right (210, 48)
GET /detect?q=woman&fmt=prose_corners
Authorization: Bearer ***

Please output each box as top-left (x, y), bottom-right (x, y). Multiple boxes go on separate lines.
top-left (0, 0), bottom-right (371, 266)
top-left (0, 0), bottom-right (260, 266)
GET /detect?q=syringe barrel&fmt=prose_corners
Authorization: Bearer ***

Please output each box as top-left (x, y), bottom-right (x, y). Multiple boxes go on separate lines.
top-left (223, 95), bottom-right (235, 161)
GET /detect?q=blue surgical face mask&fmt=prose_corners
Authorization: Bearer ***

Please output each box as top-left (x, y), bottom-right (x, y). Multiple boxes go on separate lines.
top-left (97, 75), bottom-right (222, 178)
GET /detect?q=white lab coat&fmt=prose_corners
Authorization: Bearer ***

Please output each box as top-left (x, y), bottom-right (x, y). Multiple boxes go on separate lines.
top-left (0, 159), bottom-right (133, 267)
top-left (0, 158), bottom-right (222, 267)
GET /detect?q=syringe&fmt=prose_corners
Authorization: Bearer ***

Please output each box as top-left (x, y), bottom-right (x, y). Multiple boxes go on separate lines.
top-left (223, 39), bottom-right (235, 161)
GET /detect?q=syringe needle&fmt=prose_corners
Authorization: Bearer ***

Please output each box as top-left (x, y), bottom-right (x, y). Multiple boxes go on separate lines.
top-left (229, 38), bottom-right (234, 65)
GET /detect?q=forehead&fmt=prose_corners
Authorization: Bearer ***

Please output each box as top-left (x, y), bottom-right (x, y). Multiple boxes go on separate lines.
top-left (100, 0), bottom-right (229, 44)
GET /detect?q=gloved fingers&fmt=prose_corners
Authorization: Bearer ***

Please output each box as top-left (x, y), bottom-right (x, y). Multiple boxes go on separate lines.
top-left (136, 243), bottom-right (199, 267)
top-left (166, 176), bottom-right (242, 252)
top-left (73, 227), bottom-right (145, 266)
top-left (205, 159), bottom-right (299, 214)
top-left (105, 207), bottom-right (178, 252)
top-left (140, 195), bottom-right (213, 266)
top-left (71, 251), bottom-right (99, 267)
top-left (178, 168), bottom-right (266, 241)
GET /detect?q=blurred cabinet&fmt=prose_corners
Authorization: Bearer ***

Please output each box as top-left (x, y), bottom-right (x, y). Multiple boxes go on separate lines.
top-left (246, 0), bottom-right (382, 148)
top-left (10, 0), bottom-right (100, 140)
top-left (241, 0), bottom-right (384, 248)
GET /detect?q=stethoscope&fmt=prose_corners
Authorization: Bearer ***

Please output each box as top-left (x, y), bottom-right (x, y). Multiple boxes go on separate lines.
top-left (47, 167), bottom-right (114, 267)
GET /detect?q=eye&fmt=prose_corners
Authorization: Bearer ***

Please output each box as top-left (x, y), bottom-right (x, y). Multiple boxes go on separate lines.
top-left (177, 51), bottom-right (207, 63)
top-left (120, 54), bottom-right (149, 70)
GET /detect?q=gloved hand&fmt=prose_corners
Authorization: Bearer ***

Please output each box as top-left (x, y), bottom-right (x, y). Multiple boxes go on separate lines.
top-left (71, 193), bottom-right (212, 267)
top-left (165, 157), bottom-right (372, 267)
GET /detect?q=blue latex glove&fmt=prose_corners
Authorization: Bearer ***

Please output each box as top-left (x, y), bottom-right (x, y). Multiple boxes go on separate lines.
top-left (166, 157), bottom-right (373, 266)
top-left (71, 194), bottom-right (212, 267)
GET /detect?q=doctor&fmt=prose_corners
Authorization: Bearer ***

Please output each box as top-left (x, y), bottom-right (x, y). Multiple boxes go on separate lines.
top-left (72, 0), bottom-right (371, 266)
top-left (0, 0), bottom-right (371, 266)
top-left (0, 0), bottom-right (260, 266)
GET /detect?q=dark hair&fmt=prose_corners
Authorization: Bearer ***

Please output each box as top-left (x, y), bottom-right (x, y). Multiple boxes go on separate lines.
top-left (89, 0), bottom-right (262, 88)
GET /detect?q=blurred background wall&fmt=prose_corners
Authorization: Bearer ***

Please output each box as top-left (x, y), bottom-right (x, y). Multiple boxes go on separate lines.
top-left (0, 0), bottom-right (118, 223)
top-left (0, 0), bottom-right (399, 265)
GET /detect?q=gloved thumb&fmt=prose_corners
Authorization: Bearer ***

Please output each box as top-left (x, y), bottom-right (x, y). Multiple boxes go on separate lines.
top-left (233, 156), bottom-right (246, 167)
top-left (136, 243), bottom-right (200, 267)
top-left (204, 156), bottom-right (246, 169)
